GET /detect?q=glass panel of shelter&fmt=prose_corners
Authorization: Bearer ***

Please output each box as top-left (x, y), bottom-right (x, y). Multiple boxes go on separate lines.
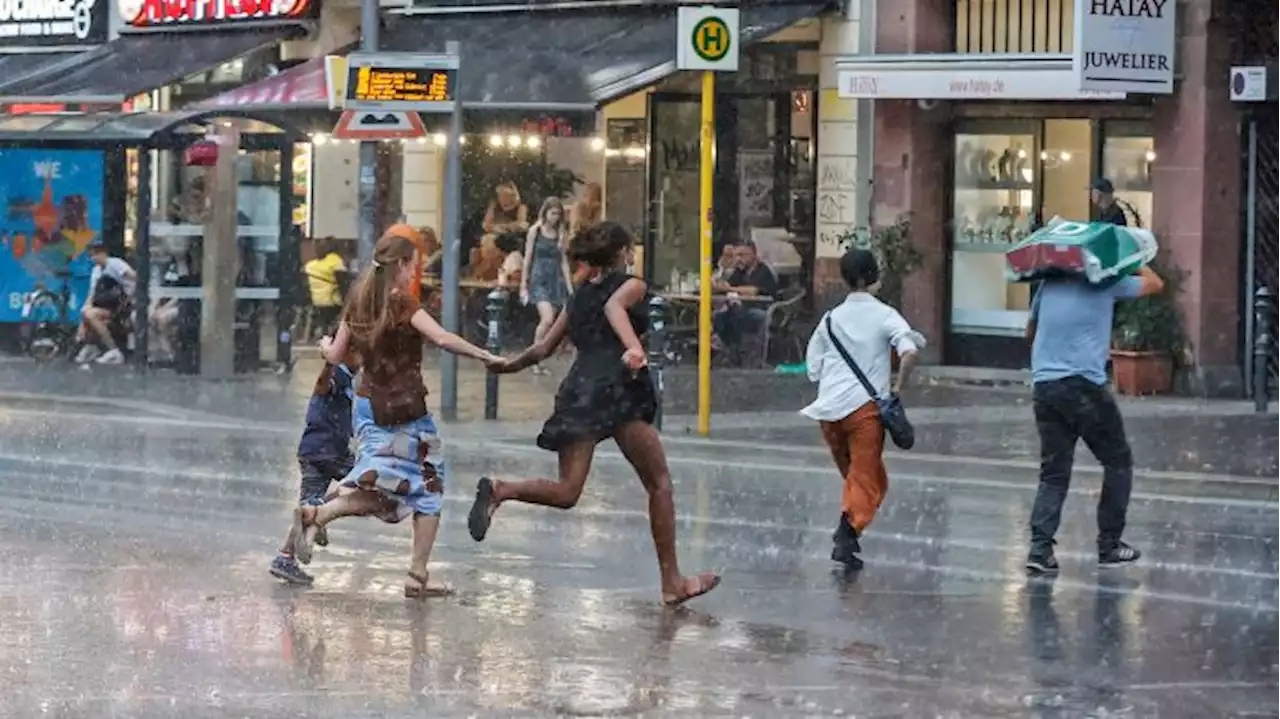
top-left (144, 144), bottom-right (286, 369)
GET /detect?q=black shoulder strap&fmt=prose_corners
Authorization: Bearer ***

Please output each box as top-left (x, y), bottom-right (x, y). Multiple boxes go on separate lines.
top-left (824, 314), bottom-right (879, 399)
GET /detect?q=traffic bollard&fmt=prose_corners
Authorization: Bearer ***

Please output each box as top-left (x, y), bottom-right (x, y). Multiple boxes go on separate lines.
top-left (484, 288), bottom-right (506, 420)
top-left (647, 294), bottom-right (669, 431)
top-left (1253, 286), bottom-right (1274, 413)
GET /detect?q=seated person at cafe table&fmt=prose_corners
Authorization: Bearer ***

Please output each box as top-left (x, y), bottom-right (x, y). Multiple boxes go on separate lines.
top-left (712, 240), bottom-right (779, 353)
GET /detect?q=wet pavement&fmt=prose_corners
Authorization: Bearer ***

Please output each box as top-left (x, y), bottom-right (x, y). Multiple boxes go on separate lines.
top-left (0, 364), bottom-right (1276, 717)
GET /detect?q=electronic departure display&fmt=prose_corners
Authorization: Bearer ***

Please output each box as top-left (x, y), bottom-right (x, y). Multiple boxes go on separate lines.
top-left (345, 66), bottom-right (455, 110)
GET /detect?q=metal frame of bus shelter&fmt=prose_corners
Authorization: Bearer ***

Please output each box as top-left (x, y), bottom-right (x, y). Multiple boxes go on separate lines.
top-left (0, 109), bottom-right (306, 372)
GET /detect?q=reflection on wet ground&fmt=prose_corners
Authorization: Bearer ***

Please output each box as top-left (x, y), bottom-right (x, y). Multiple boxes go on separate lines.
top-left (0, 398), bottom-right (1275, 718)
top-left (718, 414), bottom-right (1280, 478)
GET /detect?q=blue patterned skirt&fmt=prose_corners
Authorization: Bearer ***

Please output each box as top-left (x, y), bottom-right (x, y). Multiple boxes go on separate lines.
top-left (340, 397), bottom-right (446, 523)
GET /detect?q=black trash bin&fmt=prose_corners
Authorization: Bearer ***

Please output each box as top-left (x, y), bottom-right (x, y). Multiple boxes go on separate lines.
top-left (174, 299), bottom-right (201, 375)
top-left (234, 299), bottom-right (261, 373)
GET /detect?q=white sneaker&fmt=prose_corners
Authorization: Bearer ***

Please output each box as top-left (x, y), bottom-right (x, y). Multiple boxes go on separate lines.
top-left (95, 348), bottom-right (124, 365)
top-left (74, 345), bottom-right (99, 364)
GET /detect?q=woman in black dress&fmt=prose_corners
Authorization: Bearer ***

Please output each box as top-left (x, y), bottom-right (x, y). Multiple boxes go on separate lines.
top-left (469, 221), bottom-right (720, 606)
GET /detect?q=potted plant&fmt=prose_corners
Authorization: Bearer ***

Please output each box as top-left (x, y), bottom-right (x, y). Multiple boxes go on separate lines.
top-left (835, 214), bottom-right (923, 311)
top-left (835, 214), bottom-right (923, 368)
top-left (1110, 257), bottom-right (1186, 395)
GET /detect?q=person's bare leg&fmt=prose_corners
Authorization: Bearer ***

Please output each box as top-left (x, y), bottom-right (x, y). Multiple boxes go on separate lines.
top-left (533, 301), bottom-right (556, 372)
top-left (613, 420), bottom-right (720, 604)
top-left (292, 488), bottom-right (389, 562)
top-left (405, 513), bottom-right (452, 597)
top-left (84, 307), bottom-right (116, 350)
top-left (467, 442), bottom-right (594, 541)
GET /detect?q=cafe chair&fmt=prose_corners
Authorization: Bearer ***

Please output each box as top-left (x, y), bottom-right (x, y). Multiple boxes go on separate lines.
top-left (751, 286), bottom-right (807, 368)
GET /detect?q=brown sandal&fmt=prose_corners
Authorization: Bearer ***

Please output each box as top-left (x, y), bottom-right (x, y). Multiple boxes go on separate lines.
top-left (404, 571), bottom-right (454, 599)
top-left (661, 571), bottom-right (721, 607)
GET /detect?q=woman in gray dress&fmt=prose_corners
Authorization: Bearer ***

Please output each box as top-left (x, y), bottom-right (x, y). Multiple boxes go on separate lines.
top-left (520, 197), bottom-right (573, 374)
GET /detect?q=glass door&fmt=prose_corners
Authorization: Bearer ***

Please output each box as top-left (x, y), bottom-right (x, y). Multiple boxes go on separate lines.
top-left (646, 96), bottom-right (703, 290)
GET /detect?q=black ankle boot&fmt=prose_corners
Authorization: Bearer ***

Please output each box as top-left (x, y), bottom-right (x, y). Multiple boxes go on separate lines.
top-left (832, 513), bottom-right (861, 554)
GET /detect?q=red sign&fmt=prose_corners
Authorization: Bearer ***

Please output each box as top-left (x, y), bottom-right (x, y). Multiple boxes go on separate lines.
top-left (119, 0), bottom-right (314, 28)
top-left (520, 116), bottom-right (577, 138)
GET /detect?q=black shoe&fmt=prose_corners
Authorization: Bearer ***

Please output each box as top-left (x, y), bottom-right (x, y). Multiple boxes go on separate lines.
top-left (1026, 547), bottom-right (1060, 574)
top-left (831, 544), bottom-right (864, 570)
top-left (1098, 541), bottom-right (1141, 567)
top-left (468, 477), bottom-right (495, 542)
top-left (833, 513), bottom-right (861, 554)
top-left (269, 555), bottom-right (315, 585)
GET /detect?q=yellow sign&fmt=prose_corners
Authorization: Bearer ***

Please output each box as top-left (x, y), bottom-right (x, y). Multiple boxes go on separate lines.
top-left (692, 16), bottom-right (732, 62)
top-left (324, 55), bottom-right (348, 110)
top-left (345, 66), bottom-right (454, 107)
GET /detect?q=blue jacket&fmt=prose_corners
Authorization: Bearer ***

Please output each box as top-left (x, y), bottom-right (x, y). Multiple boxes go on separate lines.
top-left (296, 363), bottom-right (355, 461)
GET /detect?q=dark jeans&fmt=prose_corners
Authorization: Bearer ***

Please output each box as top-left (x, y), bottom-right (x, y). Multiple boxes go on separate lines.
top-left (298, 456), bottom-right (353, 505)
top-left (713, 305), bottom-right (767, 347)
top-left (1029, 376), bottom-right (1134, 551)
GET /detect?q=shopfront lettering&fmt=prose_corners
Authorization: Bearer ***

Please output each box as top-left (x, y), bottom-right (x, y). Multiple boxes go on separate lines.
top-left (0, 0), bottom-right (101, 42)
top-left (1082, 52), bottom-right (1170, 72)
top-left (1089, 0), bottom-right (1168, 18)
top-left (123, 0), bottom-right (310, 27)
top-left (842, 75), bottom-right (878, 96)
top-left (947, 77), bottom-right (1006, 97)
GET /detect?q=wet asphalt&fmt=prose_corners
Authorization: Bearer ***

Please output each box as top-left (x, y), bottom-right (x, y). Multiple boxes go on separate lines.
top-left (0, 361), bottom-right (1275, 718)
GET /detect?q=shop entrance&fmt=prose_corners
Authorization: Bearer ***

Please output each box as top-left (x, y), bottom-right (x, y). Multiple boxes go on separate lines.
top-left (946, 115), bottom-right (1155, 367)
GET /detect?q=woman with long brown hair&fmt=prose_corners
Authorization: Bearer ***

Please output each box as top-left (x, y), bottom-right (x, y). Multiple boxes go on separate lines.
top-left (291, 233), bottom-right (502, 598)
top-left (470, 221), bottom-right (720, 606)
top-left (520, 197), bottom-right (572, 374)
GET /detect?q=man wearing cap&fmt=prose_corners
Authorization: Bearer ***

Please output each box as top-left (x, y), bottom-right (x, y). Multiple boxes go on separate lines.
top-left (76, 241), bottom-right (136, 365)
top-left (1091, 178), bottom-right (1128, 227)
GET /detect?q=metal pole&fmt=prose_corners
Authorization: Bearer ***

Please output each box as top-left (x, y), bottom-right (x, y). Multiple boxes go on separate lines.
top-left (483, 288), bottom-right (505, 420)
top-left (1244, 119), bottom-right (1258, 397)
top-left (647, 294), bottom-right (669, 431)
top-left (132, 148), bottom-right (152, 371)
top-left (439, 39), bottom-right (463, 421)
top-left (356, 0), bottom-right (380, 267)
top-left (1254, 287), bottom-right (1273, 413)
top-left (696, 69), bottom-right (714, 437)
top-left (276, 140), bottom-right (296, 373)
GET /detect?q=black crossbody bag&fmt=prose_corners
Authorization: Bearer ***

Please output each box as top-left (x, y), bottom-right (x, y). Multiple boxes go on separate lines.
top-left (824, 314), bottom-right (915, 450)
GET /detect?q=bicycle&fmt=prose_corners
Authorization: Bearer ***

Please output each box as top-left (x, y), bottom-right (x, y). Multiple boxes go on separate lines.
top-left (20, 269), bottom-right (81, 362)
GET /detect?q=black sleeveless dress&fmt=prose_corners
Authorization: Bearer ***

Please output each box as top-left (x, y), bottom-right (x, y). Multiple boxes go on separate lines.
top-left (536, 271), bottom-right (657, 451)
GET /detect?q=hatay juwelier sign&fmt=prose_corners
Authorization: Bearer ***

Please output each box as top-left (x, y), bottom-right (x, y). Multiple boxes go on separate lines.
top-left (1074, 0), bottom-right (1176, 95)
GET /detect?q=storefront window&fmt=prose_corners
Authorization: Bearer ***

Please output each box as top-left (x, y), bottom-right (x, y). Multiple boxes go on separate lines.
top-left (1102, 121), bottom-right (1155, 229)
top-left (951, 124), bottom-right (1037, 336)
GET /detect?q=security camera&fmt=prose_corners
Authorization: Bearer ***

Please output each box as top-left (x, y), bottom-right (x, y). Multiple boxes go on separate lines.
top-left (917, 98), bottom-right (941, 111)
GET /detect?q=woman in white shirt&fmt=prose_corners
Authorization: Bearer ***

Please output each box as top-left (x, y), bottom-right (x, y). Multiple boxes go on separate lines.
top-left (802, 248), bottom-right (924, 570)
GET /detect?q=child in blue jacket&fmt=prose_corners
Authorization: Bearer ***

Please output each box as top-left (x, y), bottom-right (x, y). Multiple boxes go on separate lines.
top-left (270, 357), bottom-right (358, 585)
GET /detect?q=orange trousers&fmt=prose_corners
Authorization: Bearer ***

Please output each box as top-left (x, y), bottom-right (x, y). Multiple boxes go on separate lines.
top-left (819, 402), bottom-right (888, 532)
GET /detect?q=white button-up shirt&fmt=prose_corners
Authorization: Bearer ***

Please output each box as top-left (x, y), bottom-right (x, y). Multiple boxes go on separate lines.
top-left (801, 292), bottom-right (926, 422)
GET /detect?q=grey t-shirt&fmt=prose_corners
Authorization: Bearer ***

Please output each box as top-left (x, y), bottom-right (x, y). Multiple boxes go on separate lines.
top-left (1030, 276), bottom-right (1143, 386)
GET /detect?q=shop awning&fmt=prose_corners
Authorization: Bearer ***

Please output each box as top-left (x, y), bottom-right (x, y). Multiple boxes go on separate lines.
top-left (382, 2), bottom-right (828, 109)
top-left (194, 54), bottom-right (332, 112)
top-left (0, 52), bottom-right (86, 95)
top-left (834, 54), bottom-right (1127, 101)
top-left (0, 108), bottom-right (304, 145)
top-left (0, 27), bottom-right (303, 104)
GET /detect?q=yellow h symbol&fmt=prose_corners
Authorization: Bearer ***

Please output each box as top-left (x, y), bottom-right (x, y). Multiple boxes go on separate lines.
top-left (698, 23), bottom-right (724, 54)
